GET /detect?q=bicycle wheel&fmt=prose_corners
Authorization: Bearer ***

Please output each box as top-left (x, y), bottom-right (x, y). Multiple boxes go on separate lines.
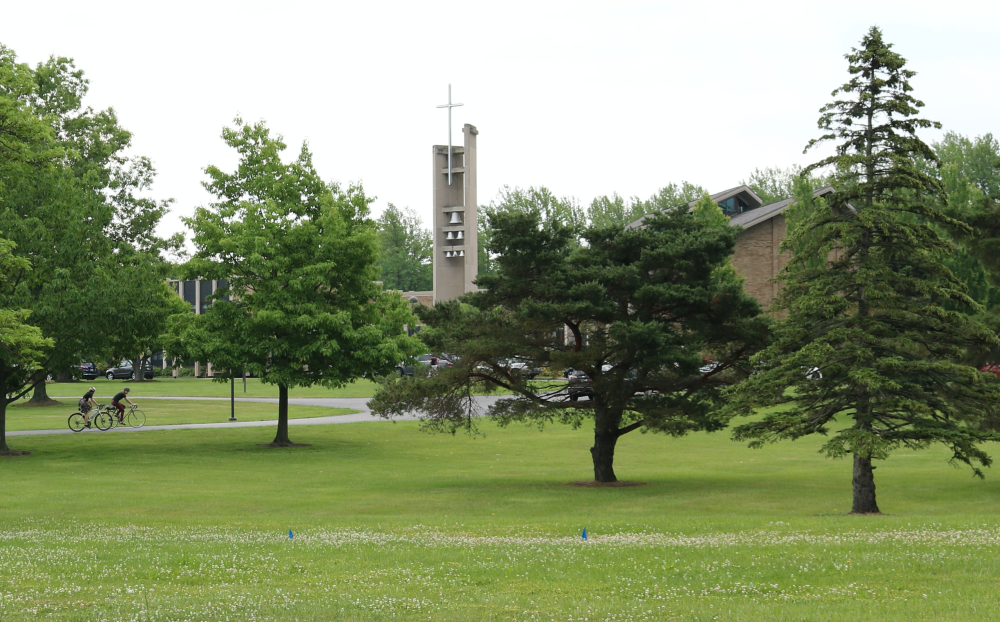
top-left (68, 413), bottom-right (86, 432)
top-left (127, 409), bottom-right (146, 428)
top-left (93, 412), bottom-right (112, 431)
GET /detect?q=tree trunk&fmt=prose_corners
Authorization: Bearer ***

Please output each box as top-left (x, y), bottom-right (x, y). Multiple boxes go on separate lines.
top-left (0, 398), bottom-right (7, 453)
top-left (27, 372), bottom-right (58, 406)
top-left (133, 354), bottom-right (146, 383)
top-left (272, 384), bottom-right (292, 446)
top-left (851, 453), bottom-right (880, 514)
top-left (0, 367), bottom-right (15, 454)
top-left (591, 429), bottom-right (619, 482)
top-left (590, 402), bottom-right (621, 482)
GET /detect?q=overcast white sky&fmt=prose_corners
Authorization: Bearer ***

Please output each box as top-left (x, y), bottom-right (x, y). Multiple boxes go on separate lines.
top-left (4, 0), bottom-right (999, 241)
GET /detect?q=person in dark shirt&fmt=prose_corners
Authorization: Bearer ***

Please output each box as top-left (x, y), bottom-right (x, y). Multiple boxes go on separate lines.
top-left (111, 387), bottom-right (137, 423)
top-left (77, 386), bottom-right (97, 428)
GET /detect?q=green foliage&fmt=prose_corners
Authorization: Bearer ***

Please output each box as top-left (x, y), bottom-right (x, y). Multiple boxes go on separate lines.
top-left (930, 133), bottom-right (1000, 317)
top-left (0, 44), bottom-right (175, 414)
top-left (741, 165), bottom-right (829, 205)
top-left (0, 238), bottom-right (51, 390)
top-left (173, 118), bottom-right (422, 444)
top-left (375, 203), bottom-right (432, 291)
top-left (726, 27), bottom-right (1000, 513)
top-left (587, 181), bottom-right (704, 229)
top-left (690, 191), bottom-right (730, 228)
top-left (478, 186), bottom-right (583, 276)
top-left (372, 196), bottom-right (768, 481)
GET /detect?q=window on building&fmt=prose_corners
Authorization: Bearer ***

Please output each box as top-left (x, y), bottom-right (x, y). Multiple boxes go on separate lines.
top-left (198, 281), bottom-right (210, 314)
top-left (183, 281), bottom-right (197, 312)
top-left (216, 279), bottom-right (230, 302)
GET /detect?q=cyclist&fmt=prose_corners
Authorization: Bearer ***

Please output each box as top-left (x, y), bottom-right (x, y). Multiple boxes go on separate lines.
top-left (110, 387), bottom-right (137, 424)
top-left (78, 386), bottom-right (98, 428)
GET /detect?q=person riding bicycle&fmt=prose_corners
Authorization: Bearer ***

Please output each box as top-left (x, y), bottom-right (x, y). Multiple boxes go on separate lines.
top-left (111, 387), bottom-right (137, 424)
top-left (78, 386), bottom-right (98, 428)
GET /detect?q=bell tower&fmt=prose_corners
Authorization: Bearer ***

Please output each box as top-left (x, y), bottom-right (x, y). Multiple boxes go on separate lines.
top-left (432, 123), bottom-right (478, 302)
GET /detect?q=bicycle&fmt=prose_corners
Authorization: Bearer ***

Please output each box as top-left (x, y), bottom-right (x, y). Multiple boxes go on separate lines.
top-left (68, 403), bottom-right (112, 432)
top-left (110, 403), bottom-right (146, 428)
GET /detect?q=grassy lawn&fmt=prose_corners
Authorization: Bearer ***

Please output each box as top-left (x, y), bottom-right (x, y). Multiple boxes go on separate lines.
top-left (2, 418), bottom-right (1000, 620)
top-left (5, 400), bottom-right (360, 431)
top-left (40, 376), bottom-right (381, 399)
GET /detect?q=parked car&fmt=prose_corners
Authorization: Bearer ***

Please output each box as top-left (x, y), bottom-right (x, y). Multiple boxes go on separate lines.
top-left (505, 358), bottom-right (541, 379)
top-left (981, 364), bottom-right (1000, 378)
top-left (105, 361), bottom-right (154, 380)
top-left (397, 355), bottom-right (441, 377)
top-left (74, 362), bottom-right (98, 380)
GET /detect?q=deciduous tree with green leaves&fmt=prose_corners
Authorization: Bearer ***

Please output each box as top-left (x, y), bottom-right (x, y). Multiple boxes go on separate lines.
top-left (172, 119), bottom-right (422, 446)
top-left (371, 193), bottom-right (768, 482)
top-left (0, 238), bottom-right (52, 454)
top-left (1, 45), bottom-right (176, 408)
top-left (725, 27), bottom-right (1000, 514)
top-left (375, 203), bottom-right (432, 291)
top-left (741, 166), bottom-right (828, 205)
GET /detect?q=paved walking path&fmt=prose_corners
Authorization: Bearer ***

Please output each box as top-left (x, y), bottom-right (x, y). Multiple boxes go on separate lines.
top-left (11, 395), bottom-right (503, 437)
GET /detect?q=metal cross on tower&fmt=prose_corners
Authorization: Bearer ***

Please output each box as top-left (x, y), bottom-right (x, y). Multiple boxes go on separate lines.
top-left (436, 84), bottom-right (463, 185)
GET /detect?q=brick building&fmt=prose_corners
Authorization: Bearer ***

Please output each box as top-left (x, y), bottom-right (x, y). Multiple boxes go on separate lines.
top-left (630, 185), bottom-right (834, 310)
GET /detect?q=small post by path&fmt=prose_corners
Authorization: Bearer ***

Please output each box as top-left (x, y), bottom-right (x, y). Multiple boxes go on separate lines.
top-left (229, 375), bottom-right (237, 422)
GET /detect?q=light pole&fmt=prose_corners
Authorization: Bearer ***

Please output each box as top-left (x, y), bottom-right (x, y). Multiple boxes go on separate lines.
top-left (229, 373), bottom-right (237, 421)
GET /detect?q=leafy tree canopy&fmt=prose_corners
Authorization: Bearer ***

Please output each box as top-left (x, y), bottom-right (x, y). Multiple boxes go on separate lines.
top-left (172, 119), bottom-right (422, 445)
top-left (741, 166), bottom-right (829, 205)
top-left (376, 203), bottom-right (432, 292)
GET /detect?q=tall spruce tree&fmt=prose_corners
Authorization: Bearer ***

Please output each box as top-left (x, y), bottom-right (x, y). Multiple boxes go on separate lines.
top-left (725, 27), bottom-right (1000, 514)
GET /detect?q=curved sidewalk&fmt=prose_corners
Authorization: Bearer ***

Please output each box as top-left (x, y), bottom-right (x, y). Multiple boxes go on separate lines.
top-left (11, 395), bottom-right (502, 437)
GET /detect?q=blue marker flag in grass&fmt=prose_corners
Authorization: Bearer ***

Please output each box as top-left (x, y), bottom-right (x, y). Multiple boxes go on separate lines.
top-left (289, 529), bottom-right (294, 540)
top-left (582, 528), bottom-right (587, 540)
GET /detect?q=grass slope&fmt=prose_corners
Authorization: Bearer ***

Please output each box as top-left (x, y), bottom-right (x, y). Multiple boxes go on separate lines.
top-left (2, 420), bottom-right (999, 620)
top-left (5, 400), bottom-right (360, 431)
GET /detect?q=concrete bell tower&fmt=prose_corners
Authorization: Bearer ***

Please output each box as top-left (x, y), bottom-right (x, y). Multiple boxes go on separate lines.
top-left (432, 123), bottom-right (478, 302)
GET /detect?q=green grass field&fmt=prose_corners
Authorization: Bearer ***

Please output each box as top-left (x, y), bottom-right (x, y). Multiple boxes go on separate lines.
top-left (5, 399), bottom-right (360, 431)
top-left (3, 417), bottom-right (1000, 621)
top-left (40, 376), bottom-right (381, 399)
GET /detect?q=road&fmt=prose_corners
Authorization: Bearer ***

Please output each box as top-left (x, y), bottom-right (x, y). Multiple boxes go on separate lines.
top-left (11, 395), bottom-right (505, 437)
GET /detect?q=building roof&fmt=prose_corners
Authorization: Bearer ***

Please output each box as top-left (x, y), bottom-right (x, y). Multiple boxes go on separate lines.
top-left (728, 186), bottom-right (835, 229)
top-left (626, 185), bottom-right (764, 230)
top-left (626, 185), bottom-right (836, 231)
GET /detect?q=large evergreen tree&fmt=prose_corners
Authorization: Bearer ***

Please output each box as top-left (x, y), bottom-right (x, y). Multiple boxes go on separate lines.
top-left (371, 194), bottom-right (768, 482)
top-left (725, 27), bottom-right (1000, 514)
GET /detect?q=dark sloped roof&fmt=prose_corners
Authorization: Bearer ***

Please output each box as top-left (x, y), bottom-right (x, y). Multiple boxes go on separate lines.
top-left (626, 185), bottom-right (764, 230)
top-left (625, 185), bottom-right (835, 231)
top-left (728, 186), bottom-right (834, 229)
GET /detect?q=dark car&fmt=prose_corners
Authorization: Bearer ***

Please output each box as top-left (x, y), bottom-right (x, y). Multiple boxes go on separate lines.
top-left (105, 360), bottom-right (154, 380)
top-left (75, 362), bottom-right (98, 380)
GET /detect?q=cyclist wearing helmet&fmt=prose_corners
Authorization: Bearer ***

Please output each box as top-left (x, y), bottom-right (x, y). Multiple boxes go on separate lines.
top-left (78, 386), bottom-right (98, 428)
top-left (111, 387), bottom-right (136, 424)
